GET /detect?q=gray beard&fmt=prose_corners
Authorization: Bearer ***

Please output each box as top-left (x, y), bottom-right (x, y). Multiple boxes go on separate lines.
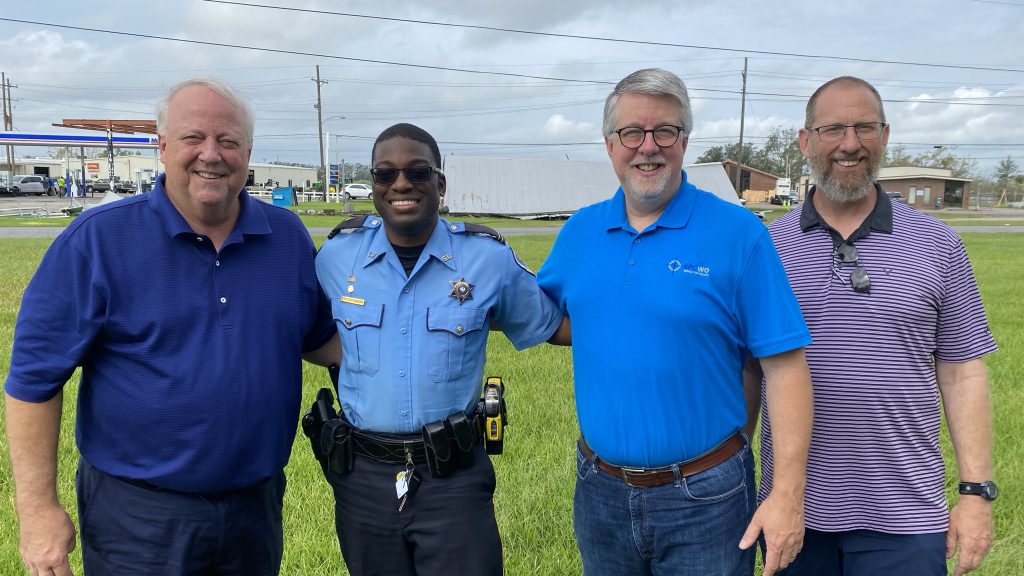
top-left (811, 159), bottom-right (879, 204)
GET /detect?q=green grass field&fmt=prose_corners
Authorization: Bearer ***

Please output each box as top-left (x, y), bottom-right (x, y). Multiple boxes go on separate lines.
top-left (1, 231), bottom-right (1021, 575)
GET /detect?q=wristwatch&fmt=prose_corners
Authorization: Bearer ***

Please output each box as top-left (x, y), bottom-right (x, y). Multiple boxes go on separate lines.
top-left (958, 480), bottom-right (998, 501)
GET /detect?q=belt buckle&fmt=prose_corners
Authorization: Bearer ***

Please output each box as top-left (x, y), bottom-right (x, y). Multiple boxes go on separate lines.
top-left (619, 467), bottom-right (650, 487)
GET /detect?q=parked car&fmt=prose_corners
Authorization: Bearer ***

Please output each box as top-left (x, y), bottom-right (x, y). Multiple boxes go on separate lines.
top-left (86, 179), bottom-right (113, 194)
top-left (11, 175), bottom-right (48, 196)
top-left (769, 193), bottom-right (800, 205)
top-left (114, 180), bottom-right (137, 194)
top-left (885, 191), bottom-right (906, 203)
top-left (342, 183), bottom-right (373, 200)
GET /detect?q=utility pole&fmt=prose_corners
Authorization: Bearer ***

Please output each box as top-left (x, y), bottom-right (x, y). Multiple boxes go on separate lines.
top-left (312, 65), bottom-right (327, 201)
top-left (733, 57), bottom-right (748, 197)
top-left (2, 73), bottom-right (14, 177)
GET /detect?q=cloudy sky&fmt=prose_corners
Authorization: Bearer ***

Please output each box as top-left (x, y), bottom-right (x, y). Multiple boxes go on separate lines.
top-left (1, 0), bottom-right (1022, 178)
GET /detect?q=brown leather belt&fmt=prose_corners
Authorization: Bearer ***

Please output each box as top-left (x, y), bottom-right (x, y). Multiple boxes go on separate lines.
top-left (579, 432), bottom-right (745, 488)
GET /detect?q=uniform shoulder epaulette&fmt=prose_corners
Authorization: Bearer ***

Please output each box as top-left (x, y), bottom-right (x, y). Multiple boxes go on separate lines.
top-left (460, 223), bottom-right (505, 244)
top-left (327, 215), bottom-right (369, 239)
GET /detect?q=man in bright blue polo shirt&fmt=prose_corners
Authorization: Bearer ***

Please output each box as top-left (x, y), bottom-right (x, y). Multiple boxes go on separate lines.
top-left (4, 77), bottom-right (338, 576)
top-left (538, 68), bottom-right (813, 576)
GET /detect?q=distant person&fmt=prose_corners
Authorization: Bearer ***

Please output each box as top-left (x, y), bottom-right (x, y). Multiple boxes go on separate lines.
top-left (4, 77), bottom-right (337, 575)
top-left (56, 175), bottom-right (65, 196)
top-left (537, 68), bottom-right (813, 576)
top-left (751, 76), bottom-right (997, 576)
top-left (311, 123), bottom-right (565, 575)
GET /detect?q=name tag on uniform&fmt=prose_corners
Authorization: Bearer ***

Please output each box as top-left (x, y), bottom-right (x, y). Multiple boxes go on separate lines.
top-left (340, 296), bottom-right (365, 306)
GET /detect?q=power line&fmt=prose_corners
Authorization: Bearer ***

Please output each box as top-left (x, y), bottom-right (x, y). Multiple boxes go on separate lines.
top-left (968, 0), bottom-right (1024, 5)
top-left (0, 17), bottom-right (614, 85)
top-left (202, 0), bottom-right (1024, 74)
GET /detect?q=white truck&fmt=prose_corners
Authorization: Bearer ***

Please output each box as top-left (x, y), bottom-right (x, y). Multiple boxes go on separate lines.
top-left (771, 178), bottom-right (798, 205)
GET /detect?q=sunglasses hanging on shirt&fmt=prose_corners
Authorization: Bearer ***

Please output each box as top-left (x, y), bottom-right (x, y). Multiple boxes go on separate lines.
top-left (832, 242), bottom-right (871, 293)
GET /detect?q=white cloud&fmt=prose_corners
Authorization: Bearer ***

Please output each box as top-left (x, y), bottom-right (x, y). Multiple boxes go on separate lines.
top-left (541, 114), bottom-right (597, 138)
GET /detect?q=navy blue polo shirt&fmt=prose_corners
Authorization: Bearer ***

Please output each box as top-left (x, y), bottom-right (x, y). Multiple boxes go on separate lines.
top-left (538, 171), bottom-right (810, 467)
top-left (5, 175), bottom-right (336, 492)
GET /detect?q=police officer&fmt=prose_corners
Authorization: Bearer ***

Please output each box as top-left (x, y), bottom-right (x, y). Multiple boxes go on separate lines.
top-left (314, 123), bottom-right (565, 576)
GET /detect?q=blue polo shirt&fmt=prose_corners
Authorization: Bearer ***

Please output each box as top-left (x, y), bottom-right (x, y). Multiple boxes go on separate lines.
top-left (316, 217), bottom-right (563, 433)
top-left (5, 175), bottom-right (336, 492)
top-left (538, 171), bottom-right (810, 467)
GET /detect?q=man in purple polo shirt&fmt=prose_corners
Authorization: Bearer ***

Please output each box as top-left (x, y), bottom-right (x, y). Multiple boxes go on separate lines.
top-left (751, 76), bottom-right (997, 576)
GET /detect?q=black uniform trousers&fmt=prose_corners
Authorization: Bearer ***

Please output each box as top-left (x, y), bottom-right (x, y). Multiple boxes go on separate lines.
top-left (326, 443), bottom-right (502, 576)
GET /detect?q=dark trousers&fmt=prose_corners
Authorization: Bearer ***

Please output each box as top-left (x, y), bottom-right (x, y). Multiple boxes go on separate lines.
top-left (326, 443), bottom-right (503, 576)
top-left (772, 527), bottom-right (947, 576)
top-left (77, 458), bottom-right (285, 575)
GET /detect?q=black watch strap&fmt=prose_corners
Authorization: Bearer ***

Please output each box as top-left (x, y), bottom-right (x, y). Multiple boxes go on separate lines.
top-left (958, 480), bottom-right (998, 501)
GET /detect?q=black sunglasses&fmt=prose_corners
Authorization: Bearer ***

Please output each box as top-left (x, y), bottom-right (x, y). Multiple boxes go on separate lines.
top-left (370, 166), bottom-right (442, 185)
top-left (833, 242), bottom-right (871, 293)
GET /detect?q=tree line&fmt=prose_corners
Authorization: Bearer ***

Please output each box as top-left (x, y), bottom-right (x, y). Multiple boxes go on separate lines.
top-left (694, 126), bottom-right (1021, 197)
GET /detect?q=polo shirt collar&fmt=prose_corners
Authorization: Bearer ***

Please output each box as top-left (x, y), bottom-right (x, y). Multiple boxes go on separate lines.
top-left (799, 183), bottom-right (893, 242)
top-left (603, 169), bottom-right (696, 233)
top-left (147, 174), bottom-right (270, 241)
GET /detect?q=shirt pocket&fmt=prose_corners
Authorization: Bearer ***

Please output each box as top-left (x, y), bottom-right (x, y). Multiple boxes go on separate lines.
top-left (333, 300), bottom-right (384, 376)
top-left (425, 307), bottom-right (488, 384)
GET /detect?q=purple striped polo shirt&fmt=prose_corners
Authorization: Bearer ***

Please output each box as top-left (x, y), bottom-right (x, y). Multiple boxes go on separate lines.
top-left (758, 186), bottom-right (997, 534)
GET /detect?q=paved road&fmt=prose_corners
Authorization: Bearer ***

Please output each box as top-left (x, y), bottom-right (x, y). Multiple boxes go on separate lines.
top-left (0, 196), bottom-right (1020, 237)
top-left (4, 224), bottom-right (1021, 239)
top-left (0, 225), bottom-right (566, 238)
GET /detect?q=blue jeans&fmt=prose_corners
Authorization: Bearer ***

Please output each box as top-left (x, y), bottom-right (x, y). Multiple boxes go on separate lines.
top-left (776, 528), bottom-right (946, 576)
top-left (573, 441), bottom-right (756, 576)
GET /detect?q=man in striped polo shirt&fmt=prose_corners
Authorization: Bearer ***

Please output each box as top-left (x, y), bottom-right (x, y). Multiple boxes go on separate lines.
top-left (752, 76), bottom-right (998, 576)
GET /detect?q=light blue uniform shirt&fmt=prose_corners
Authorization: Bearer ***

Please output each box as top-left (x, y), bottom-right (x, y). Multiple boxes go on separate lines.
top-left (316, 217), bottom-right (563, 433)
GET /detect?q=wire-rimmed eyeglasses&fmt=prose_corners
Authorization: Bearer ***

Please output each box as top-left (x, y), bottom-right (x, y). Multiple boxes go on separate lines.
top-left (613, 125), bottom-right (686, 149)
top-left (810, 122), bottom-right (887, 143)
top-left (833, 242), bottom-right (871, 293)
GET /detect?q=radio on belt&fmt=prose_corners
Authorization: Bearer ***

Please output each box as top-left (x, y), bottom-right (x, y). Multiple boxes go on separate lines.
top-left (481, 376), bottom-right (507, 455)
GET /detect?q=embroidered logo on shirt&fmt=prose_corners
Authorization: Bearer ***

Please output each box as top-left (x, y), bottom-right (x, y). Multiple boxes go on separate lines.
top-left (668, 259), bottom-right (681, 272)
top-left (682, 263), bottom-right (710, 277)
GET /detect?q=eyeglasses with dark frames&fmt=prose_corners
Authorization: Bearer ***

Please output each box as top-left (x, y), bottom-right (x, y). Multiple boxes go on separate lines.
top-left (811, 122), bottom-right (887, 143)
top-left (370, 166), bottom-right (443, 185)
top-left (833, 242), bottom-right (871, 293)
top-left (613, 125), bottom-right (687, 149)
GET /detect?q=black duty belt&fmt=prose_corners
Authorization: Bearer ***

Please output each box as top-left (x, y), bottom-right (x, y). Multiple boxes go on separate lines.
top-left (579, 432), bottom-right (746, 488)
top-left (351, 413), bottom-right (482, 465)
top-left (351, 429), bottom-right (429, 464)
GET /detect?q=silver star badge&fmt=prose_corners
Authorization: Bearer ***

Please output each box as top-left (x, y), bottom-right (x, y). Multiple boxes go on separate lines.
top-left (449, 277), bottom-right (475, 304)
